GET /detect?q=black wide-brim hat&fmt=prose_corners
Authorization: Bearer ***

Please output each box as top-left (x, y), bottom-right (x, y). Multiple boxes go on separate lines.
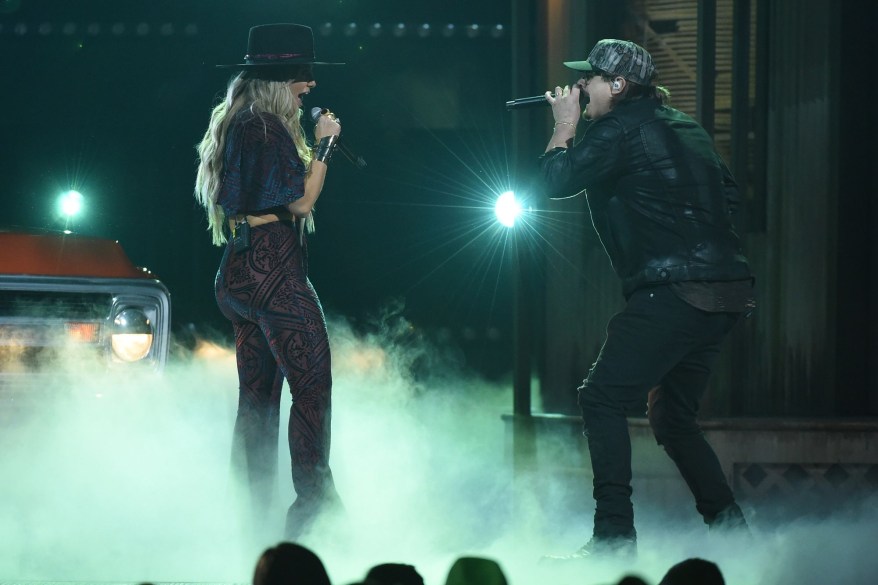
top-left (217, 23), bottom-right (344, 69)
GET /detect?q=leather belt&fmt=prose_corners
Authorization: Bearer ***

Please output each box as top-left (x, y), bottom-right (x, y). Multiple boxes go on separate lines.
top-left (228, 211), bottom-right (294, 229)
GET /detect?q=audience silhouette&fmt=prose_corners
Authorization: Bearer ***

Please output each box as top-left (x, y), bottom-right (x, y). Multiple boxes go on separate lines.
top-left (244, 542), bottom-right (733, 585)
top-left (252, 542), bottom-right (331, 585)
top-left (443, 556), bottom-right (508, 585)
top-left (658, 557), bottom-right (725, 585)
top-left (364, 562), bottom-right (425, 585)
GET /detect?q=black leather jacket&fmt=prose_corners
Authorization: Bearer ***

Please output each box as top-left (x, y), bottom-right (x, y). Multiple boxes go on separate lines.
top-left (540, 96), bottom-right (751, 297)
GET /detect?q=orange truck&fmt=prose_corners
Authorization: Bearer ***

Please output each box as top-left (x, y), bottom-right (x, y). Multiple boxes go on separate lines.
top-left (0, 230), bottom-right (171, 382)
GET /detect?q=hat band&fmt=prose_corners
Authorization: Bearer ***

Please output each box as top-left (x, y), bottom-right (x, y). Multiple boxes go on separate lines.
top-left (245, 52), bottom-right (309, 61)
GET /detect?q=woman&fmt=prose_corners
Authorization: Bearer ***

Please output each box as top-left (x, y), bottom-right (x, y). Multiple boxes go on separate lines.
top-left (194, 23), bottom-right (344, 539)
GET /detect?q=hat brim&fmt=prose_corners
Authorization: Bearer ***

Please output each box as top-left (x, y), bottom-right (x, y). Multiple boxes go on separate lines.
top-left (217, 61), bottom-right (345, 69)
top-left (563, 60), bottom-right (594, 72)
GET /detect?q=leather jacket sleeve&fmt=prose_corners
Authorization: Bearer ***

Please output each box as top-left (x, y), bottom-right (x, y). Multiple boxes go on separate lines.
top-left (536, 99), bottom-right (752, 294)
top-left (539, 118), bottom-right (626, 200)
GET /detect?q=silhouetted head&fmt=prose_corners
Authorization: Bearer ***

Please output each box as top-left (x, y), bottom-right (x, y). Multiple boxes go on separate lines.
top-left (659, 557), bottom-right (725, 585)
top-left (444, 556), bottom-right (507, 585)
top-left (252, 542), bottom-right (331, 585)
top-left (365, 563), bottom-right (425, 585)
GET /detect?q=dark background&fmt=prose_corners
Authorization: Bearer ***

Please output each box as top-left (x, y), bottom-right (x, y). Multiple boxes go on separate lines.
top-left (0, 0), bottom-right (520, 378)
top-left (4, 0), bottom-right (878, 416)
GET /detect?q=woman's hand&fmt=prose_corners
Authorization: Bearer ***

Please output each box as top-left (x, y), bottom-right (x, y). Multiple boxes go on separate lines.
top-left (314, 109), bottom-right (341, 140)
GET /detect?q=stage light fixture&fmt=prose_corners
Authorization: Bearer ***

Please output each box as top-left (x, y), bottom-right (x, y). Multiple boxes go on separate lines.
top-left (59, 190), bottom-right (84, 218)
top-left (241, 20), bottom-right (509, 42)
top-left (495, 191), bottom-right (522, 228)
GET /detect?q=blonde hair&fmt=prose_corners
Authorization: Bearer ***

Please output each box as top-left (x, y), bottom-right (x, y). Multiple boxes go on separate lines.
top-left (195, 72), bottom-right (314, 245)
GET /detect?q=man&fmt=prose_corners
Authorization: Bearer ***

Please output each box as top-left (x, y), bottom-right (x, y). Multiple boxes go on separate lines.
top-left (540, 39), bottom-right (754, 557)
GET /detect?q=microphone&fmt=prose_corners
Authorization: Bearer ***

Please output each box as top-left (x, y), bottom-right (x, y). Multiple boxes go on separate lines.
top-left (310, 107), bottom-right (367, 169)
top-left (505, 94), bottom-right (552, 110)
top-left (505, 91), bottom-right (590, 110)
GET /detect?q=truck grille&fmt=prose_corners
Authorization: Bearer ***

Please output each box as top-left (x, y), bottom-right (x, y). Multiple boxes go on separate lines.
top-left (0, 291), bottom-right (112, 374)
top-left (0, 290), bottom-right (112, 319)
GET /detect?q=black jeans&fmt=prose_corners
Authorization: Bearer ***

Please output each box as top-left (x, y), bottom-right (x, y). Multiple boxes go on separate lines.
top-left (578, 284), bottom-right (740, 539)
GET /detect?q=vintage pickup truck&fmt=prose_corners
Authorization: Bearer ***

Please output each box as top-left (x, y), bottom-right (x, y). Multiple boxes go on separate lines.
top-left (0, 230), bottom-right (171, 386)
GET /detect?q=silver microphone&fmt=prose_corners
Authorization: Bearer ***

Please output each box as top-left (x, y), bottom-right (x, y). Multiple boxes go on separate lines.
top-left (505, 94), bottom-right (553, 110)
top-left (505, 91), bottom-right (590, 110)
top-left (310, 107), bottom-right (367, 169)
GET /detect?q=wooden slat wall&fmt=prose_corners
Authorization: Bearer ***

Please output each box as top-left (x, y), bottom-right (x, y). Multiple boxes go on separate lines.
top-left (626, 0), bottom-right (742, 163)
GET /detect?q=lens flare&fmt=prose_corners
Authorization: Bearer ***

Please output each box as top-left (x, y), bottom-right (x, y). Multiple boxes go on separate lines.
top-left (59, 190), bottom-right (84, 217)
top-left (494, 191), bottom-right (521, 228)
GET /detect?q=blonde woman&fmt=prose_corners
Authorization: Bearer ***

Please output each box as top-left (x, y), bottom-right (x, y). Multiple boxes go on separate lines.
top-left (195, 24), bottom-right (344, 539)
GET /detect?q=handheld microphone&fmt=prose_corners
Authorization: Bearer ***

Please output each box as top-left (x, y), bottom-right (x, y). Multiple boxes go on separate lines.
top-left (310, 107), bottom-right (367, 169)
top-left (505, 90), bottom-right (590, 110)
top-left (505, 94), bottom-right (553, 110)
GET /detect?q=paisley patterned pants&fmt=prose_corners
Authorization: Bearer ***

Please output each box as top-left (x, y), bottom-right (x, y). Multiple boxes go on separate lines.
top-left (215, 221), bottom-right (338, 526)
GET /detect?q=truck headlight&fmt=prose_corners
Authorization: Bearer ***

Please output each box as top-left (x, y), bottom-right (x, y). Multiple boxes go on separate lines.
top-left (111, 308), bottom-right (153, 362)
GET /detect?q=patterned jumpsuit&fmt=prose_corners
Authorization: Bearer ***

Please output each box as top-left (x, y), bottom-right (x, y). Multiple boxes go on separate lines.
top-left (214, 109), bottom-right (340, 538)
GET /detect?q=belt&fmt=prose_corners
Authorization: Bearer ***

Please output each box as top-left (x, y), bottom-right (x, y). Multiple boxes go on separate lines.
top-left (228, 211), bottom-right (294, 230)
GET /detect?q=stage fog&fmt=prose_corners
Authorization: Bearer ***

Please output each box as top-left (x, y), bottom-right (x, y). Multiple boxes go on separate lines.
top-left (0, 314), bottom-right (875, 585)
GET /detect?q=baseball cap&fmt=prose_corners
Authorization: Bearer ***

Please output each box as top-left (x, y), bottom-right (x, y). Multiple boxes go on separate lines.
top-left (564, 39), bottom-right (656, 85)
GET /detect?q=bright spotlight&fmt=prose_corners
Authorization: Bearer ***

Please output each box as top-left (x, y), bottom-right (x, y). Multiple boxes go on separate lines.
top-left (494, 191), bottom-right (521, 228)
top-left (59, 190), bottom-right (83, 217)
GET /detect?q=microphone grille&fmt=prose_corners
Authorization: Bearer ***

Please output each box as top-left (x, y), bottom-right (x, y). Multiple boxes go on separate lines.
top-left (310, 107), bottom-right (323, 122)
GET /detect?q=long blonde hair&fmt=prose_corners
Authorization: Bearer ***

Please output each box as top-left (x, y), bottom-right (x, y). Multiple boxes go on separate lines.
top-left (195, 72), bottom-right (314, 245)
